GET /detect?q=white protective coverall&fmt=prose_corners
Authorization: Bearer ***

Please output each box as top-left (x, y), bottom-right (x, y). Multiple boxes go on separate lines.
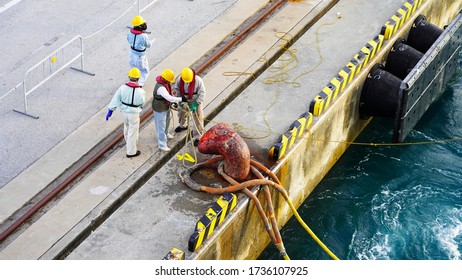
top-left (108, 83), bottom-right (147, 156)
top-left (127, 30), bottom-right (152, 86)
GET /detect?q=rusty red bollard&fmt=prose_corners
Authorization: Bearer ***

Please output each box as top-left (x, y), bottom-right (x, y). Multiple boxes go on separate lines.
top-left (197, 123), bottom-right (250, 181)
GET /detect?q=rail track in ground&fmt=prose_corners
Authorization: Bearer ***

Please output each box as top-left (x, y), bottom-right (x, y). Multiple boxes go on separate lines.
top-left (0, 0), bottom-right (289, 257)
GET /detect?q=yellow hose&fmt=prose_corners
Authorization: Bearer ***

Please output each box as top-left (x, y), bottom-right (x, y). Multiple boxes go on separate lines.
top-left (281, 190), bottom-right (340, 260)
top-left (185, 159), bottom-right (340, 260)
top-left (220, 163), bottom-right (290, 260)
top-left (250, 166), bottom-right (340, 260)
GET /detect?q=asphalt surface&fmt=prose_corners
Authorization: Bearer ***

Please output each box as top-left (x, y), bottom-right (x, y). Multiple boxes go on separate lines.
top-left (0, 0), bottom-right (239, 188)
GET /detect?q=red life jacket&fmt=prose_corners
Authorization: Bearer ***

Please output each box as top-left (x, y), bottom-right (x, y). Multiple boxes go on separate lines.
top-left (125, 82), bottom-right (141, 88)
top-left (156, 76), bottom-right (172, 95)
top-left (122, 82), bottom-right (142, 108)
top-left (179, 71), bottom-right (196, 99)
top-left (152, 76), bottom-right (173, 112)
top-left (130, 29), bottom-right (143, 35)
top-left (154, 76), bottom-right (173, 104)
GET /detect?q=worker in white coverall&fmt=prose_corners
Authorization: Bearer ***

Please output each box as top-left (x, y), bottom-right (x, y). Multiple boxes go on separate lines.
top-left (173, 67), bottom-right (206, 146)
top-left (152, 69), bottom-right (186, 152)
top-left (106, 68), bottom-right (147, 158)
top-left (127, 15), bottom-right (153, 86)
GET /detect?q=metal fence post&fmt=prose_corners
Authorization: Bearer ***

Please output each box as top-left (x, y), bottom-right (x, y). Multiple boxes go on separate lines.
top-left (70, 36), bottom-right (96, 76)
top-left (13, 35), bottom-right (95, 119)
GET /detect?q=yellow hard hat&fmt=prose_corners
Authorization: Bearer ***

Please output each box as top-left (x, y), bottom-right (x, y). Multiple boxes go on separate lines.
top-left (180, 68), bottom-right (194, 83)
top-left (161, 69), bottom-right (175, 83)
top-left (132, 15), bottom-right (145, 27)
top-left (128, 67), bottom-right (141, 79)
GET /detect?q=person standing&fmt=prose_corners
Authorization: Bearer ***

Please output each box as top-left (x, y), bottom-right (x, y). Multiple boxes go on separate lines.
top-left (173, 67), bottom-right (206, 146)
top-left (106, 68), bottom-right (147, 158)
top-left (127, 15), bottom-right (153, 86)
top-left (152, 69), bottom-right (186, 152)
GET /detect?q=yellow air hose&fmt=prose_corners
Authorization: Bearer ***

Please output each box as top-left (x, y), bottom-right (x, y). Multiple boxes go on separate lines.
top-left (285, 193), bottom-right (339, 260)
top-left (182, 131), bottom-right (340, 259)
top-left (270, 180), bottom-right (340, 260)
top-left (250, 165), bottom-right (340, 260)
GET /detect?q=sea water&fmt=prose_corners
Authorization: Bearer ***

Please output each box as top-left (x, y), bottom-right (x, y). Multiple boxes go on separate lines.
top-left (259, 60), bottom-right (462, 260)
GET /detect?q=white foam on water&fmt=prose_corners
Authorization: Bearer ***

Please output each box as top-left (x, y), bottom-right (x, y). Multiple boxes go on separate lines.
top-left (359, 235), bottom-right (392, 260)
top-left (349, 228), bottom-right (392, 260)
top-left (433, 208), bottom-right (462, 260)
top-left (369, 234), bottom-right (392, 260)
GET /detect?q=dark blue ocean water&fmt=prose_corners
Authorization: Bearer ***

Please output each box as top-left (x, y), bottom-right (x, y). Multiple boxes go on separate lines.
top-left (259, 63), bottom-right (462, 260)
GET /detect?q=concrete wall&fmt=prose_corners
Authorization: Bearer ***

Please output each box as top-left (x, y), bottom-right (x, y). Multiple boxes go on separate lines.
top-left (425, 0), bottom-right (462, 28)
top-left (193, 0), bottom-right (462, 260)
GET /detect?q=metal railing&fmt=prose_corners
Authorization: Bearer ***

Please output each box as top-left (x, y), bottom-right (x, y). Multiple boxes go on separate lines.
top-left (6, 0), bottom-right (160, 118)
top-left (13, 35), bottom-right (94, 119)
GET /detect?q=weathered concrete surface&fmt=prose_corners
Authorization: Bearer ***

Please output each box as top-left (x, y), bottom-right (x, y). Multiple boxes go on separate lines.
top-left (0, 0), bottom-right (267, 259)
top-left (0, 0), bottom-right (264, 225)
top-left (0, 0), bottom-right (241, 189)
top-left (65, 0), bottom-right (340, 260)
top-left (2, 0), bottom-right (461, 260)
top-left (0, 0), bottom-right (242, 223)
top-left (66, 0), bottom-right (419, 260)
top-left (192, 0), bottom-right (462, 260)
top-left (425, 0), bottom-right (462, 28)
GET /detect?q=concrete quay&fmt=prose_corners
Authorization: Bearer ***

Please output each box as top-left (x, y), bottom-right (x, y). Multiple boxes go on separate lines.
top-left (2, 0), bottom-right (461, 260)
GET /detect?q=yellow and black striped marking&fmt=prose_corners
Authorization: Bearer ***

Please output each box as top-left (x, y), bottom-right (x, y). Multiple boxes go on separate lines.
top-left (288, 118), bottom-right (303, 140)
top-left (309, 94), bottom-right (325, 116)
top-left (381, 0), bottom-right (420, 40)
top-left (188, 211), bottom-right (214, 252)
top-left (309, 85), bottom-right (333, 117)
top-left (321, 84), bottom-right (335, 104)
top-left (346, 59), bottom-right (360, 78)
top-left (374, 34), bottom-right (385, 53)
top-left (398, 3), bottom-right (412, 22)
top-left (408, 0), bottom-right (418, 14)
top-left (214, 192), bottom-right (237, 225)
top-left (310, 34), bottom-right (384, 120)
top-left (334, 73), bottom-right (347, 93)
top-left (268, 112), bottom-right (313, 161)
top-left (268, 142), bottom-right (284, 161)
top-left (392, 12), bottom-right (406, 30)
top-left (338, 65), bottom-right (354, 86)
top-left (162, 248), bottom-right (185, 260)
top-left (269, 1), bottom-right (420, 163)
top-left (381, 17), bottom-right (399, 39)
top-left (353, 52), bottom-right (366, 74)
top-left (359, 45), bottom-right (372, 66)
top-left (366, 35), bottom-right (384, 61)
top-left (188, 193), bottom-right (237, 252)
top-left (403, 0), bottom-right (421, 18)
top-left (288, 112), bottom-right (313, 139)
top-left (287, 125), bottom-right (298, 149)
top-left (329, 77), bottom-right (342, 99)
top-left (268, 131), bottom-right (291, 160)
